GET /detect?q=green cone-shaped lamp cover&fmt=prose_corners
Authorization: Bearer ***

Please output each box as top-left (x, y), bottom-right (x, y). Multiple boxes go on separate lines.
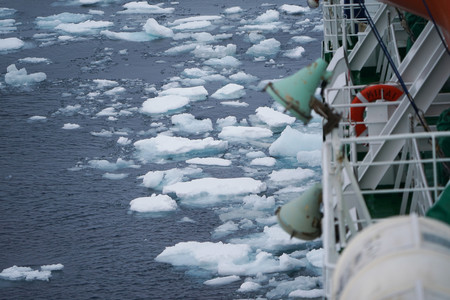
top-left (265, 58), bottom-right (331, 124)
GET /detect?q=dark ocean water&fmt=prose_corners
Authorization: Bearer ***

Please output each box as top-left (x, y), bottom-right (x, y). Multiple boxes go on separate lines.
top-left (0, 1), bottom-right (323, 299)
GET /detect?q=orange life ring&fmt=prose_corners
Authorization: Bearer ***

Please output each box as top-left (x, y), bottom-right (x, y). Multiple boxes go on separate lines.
top-left (350, 85), bottom-right (403, 136)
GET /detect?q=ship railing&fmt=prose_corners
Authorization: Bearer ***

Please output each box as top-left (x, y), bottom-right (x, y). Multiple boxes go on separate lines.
top-left (322, 130), bottom-right (450, 299)
top-left (322, 0), bottom-right (383, 56)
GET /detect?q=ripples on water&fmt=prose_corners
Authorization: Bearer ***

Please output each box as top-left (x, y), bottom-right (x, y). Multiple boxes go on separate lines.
top-left (0, 0), bottom-right (324, 299)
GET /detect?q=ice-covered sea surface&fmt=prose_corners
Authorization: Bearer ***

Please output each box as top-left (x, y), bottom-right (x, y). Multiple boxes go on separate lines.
top-left (0, 0), bottom-right (324, 299)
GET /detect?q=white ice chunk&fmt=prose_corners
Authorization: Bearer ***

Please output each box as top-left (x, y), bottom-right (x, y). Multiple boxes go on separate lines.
top-left (279, 4), bottom-right (310, 14)
top-left (163, 177), bottom-right (266, 198)
top-left (164, 43), bottom-right (197, 55)
top-left (117, 137), bottom-right (131, 145)
top-left (143, 18), bottom-right (174, 38)
top-left (40, 264), bottom-right (64, 271)
top-left (216, 116), bottom-right (237, 129)
top-left (62, 123), bottom-right (80, 130)
top-left (118, 1), bottom-right (175, 14)
top-left (159, 86), bottom-right (208, 101)
top-left (104, 86), bottom-right (125, 96)
top-left (141, 167), bottom-right (202, 189)
top-left (103, 173), bottom-right (129, 180)
top-left (221, 101), bottom-right (248, 107)
top-left (96, 107), bottom-right (116, 117)
top-left (171, 113), bottom-right (213, 135)
top-left (291, 35), bottom-right (316, 43)
top-left (218, 126), bottom-right (272, 140)
top-left (0, 8), bottom-right (16, 18)
top-left (141, 95), bottom-right (190, 115)
top-left (212, 220), bottom-right (239, 238)
top-left (224, 7), bottom-right (243, 14)
top-left (192, 44), bottom-right (236, 59)
top-left (93, 79), bottom-right (118, 89)
top-left (18, 57), bottom-right (51, 64)
top-left (28, 116), bottom-right (47, 122)
top-left (5, 64), bottom-right (46, 86)
top-left (35, 13), bottom-right (91, 30)
top-left (204, 56), bottom-right (241, 68)
top-left (0, 266), bottom-right (52, 281)
top-left (267, 276), bottom-right (322, 299)
top-left (246, 38), bottom-right (280, 58)
top-left (254, 9), bottom-right (279, 23)
top-left (242, 194), bottom-right (275, 210)
top-left (129, 194), bottom-right (177, 212)
top-left (186, 157), bottom-right (231, 167)
top-left (297, 150), bottom-right (321, 167)
top-left (269, 126), bottom-right (322, 156)
top-left (169, 15), bottom-right (221, 26)
top-left (255, 106), bottom-right (295, 128)
top-left (88, 158), bottom-right (140, 171)
top-left (55, 20), bottom-right (113, 35)
top-left (306, 248), bottom-right (323, 268)
top-left (134, 135), bottom-right (228, 162)
top-left (101, 30), bottom-right (157, 42)
top-left (283, 46), bottom-right (305, 59)
top-left (211, 83), bottom-right (245, 100)
top-left (269, 167), bottom-right (315, 184)
top-left (204, 275), bottom-right (240, 286)
top-left (229, 71), bottom-right (258, 84)
top-left (238, 281), bottom-right (261, 292)
top-left (172, 20), bottom-right (212, 31)
top-left (250, 157), bottom-right (276, 167)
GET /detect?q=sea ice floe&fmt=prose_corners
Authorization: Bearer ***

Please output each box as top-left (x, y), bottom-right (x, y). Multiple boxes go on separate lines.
top-left (291, 35), bottom-right (316, 43)
top-left (283, 46), bottom-right (305, 59)
top-left (164, 43), bottom-right (198, 55)
top-left (88, 158), bottom-right (140, 171)
top-left (297, 150), bottom-right (322, 167)
top-left (242, 194), bottom-right (275, 210)
top-left (289, 288), bottom-right (324, 298)
top-left (171, 114), bottom-right (213, 134)
top-left (211, 83), bottom-right (245, 100)
top-left (186, 157), bottom-right (232, 167)
top-left (143, 18), bottom-right (174, 38)
top-left (159, 86), bottom-right (208, 101)
top-left (0, 264), bottom-right (63, 281)
top-left (218, 126), bottom-right (273, 141)
top-left (101, 30), bottom-right (158, 42)
top-left (266, 276), bottom-right (322, 299)
top-left (204, 56), bottom-right (241, 68)
top-left (192, 44), bottom-right (236, 59)
top-left (229, 71), bottom-right (258, 84)
top-left (103, 173), bottom-right (129, 180)
top-left (250, 157), bottom-right (276, 167)
top-left (162, 177), bottom-right (266, 203)
top-left (134, 134), bottom-right (228, 162)
top-left (155, 241), bottom-right (303, 276)
top-left (129, 194), bottom-right (177, 213)
top-left (238, 281), bottom-right (262, 292)
top-left (55, 20), bottom-right (113, 35)
top-left (118, 1), bottom-right (175, 14)
top-left (269, 126), bottom-right (322, 156)
top-left (216, 116), bottom-right (238, 128)
top-left (140, 167), bottom-right (202, 190)
top-left (35, 13), bottom-right (91, 30)
top-left (223, 6), bottom-right (243, 14)
top-left (268, 167), bottom-right (315, 186)
top-left (168, 15), bottom-right (222, 27)
top-left (0, 8), bottom-right (16, 18)
top-left (254, 9), bottom-right (279, 23)
top-left (28, 116), bottom-right (47, 122)
top-left (204, 275), bottom-right (240, 286)
top-left (306, 248), bottom-right (324, 268)
top-left (140, 95), bottom-right (190, 115)
top-left (18, 57), bottom-right (52, 64)
top-left (212, 220), bottom-right (239, 238)
top-left (5, 64), bottom-right (46, 86)
top-left (0, 19), bottom-right (17, 34)
top-left (246, 38), bottom-right (280, 58)
top-left (279, 4), bottom-right (310, 14)
top-left (255, 106), bottom-right (296, 129)
top-left (62, 123), bottom-right (80, 130)
top-left (171, 20), bottom-right (212, 31)
top-left (117, 137), bottom-right (132, 145)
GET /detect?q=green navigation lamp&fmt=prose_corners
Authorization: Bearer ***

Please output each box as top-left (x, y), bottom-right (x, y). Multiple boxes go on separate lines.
top-left (264, 58), bottom-right (341, 134)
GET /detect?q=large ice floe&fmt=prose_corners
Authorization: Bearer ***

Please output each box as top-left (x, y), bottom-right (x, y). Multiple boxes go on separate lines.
top-left (4, 64), bottom-right (46, 86)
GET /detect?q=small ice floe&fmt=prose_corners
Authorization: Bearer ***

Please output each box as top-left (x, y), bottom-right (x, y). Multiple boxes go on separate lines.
top-left (62, 123), bottom-right (80, 130)
top-left (297, 150), bottom-right (322, 167)
top-left (0, 8), bottom-right (16, 18)
top-left (28, 116), bottom-right (47, 122)
top-left (159, 86), bottom-right (208, 101)
top-left (250, 157), bottom-right (276, 167)
top-left (35, 13), bottom-right (91, 30)
top-left (140, 167), bottom-right (202, 190)
top-left (0, 264), bottom-right (63, 282)
top-left (211, 83), bottom-right (245, 100)
top-left (4, 64), bottom-right (46, 86)
top-left (0, 19), bottom-right (17, 34)
top-left (134, 134), bottom-right (228, 162)
top-left (18, 57), bottom-right (52, 64)
top-left (117, 1), bottom-right (175, 14)
top-left (140, 95), bottom-right (190, 115)
top-left (229, 71), bottom-right (258, 85)
top-left (291, 35), bottom-right (316, 44)
top-left (117, 137), bottom-right (131, 145)
top-left (269, 126), bottom-right (322, 157)
top-left (129, 194), bottom-right (177, 213)
top-left (279, 4), bottom-right (310, 15)
top-left (223, 6), bottom-right (243, 14)
top-left (204, 56), bottom-right (241, 68)
top-left (255, 106), bottom-right (296, 129)
top-left (266, 276), bottom-right (323, 299)
top-left (186, 157), bottom-right (231, 167)
top-left (268, 167), bottom-right (315, 186)
top-left (246, 38), bottom-right (280, 58)
top-left (283, 46), bottom-right (305, 59)
top-left (192, 44), bottom-right (236, 59)
top-left (93, 79), bottom-right (118, 89)
top-left (143, 18), bottom-right (173, 38)
top-left (204, 275), bottom-right (240, 286)
top-left (88, 158), bottom-right (140, 172)
top-left (55, 20), bottom-right (113, 35)
top-left (218, 126), bottom-right (273, 141)
top-left (238, 281), bottom-right (262, 292)
top-left (103, 173), bottom-right (129, 180)
top-left (171, 113), bottom-right (213, 135)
